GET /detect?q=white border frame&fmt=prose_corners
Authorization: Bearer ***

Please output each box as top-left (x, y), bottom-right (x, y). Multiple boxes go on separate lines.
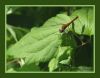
top-left (5, 5), bottom-right (95, 73)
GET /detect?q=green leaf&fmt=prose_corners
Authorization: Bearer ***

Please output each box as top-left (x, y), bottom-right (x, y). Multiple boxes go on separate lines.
top-left (61, 32), bottom-right (77, 47)
top-left (6, 25), bottom-right (29, 48)
top-left (59, 56), bottom-right (71, 65)
top-left (48, 58), bottom-right (58, 72)
top-left (43, 13), bottom-right (71, 31)
top-left (70, 8), bottom-right (94, 36)
top-left (7, 26), bottom-right (61, 64)
top-left (56, 46), bottom-right (68, 59)
top-left (25, 36), bottom-right (60, 64)
top-left (7, 12), bottom-right (78, 65)
top-left (7, 12), bottom-right (72, 65)
top-left (18, 63), bottom-right (40, 72)
top-left (6, 68), bottom-right (17, 73)
top-left (6, 25), bottom-right (18, 42)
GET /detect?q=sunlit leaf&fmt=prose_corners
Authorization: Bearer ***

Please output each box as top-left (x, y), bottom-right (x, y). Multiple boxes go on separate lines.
top-left (70, 8), bottom-right (94, 36)
top-left (48, 58), bottom-right (58, 72)
top-left (59, 56), bottom-right (71, 65)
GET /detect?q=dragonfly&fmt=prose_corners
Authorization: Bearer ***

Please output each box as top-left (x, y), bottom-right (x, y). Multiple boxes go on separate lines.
top-left (59, 16), bottom-right (89, 47)
top-left (59, 16), bottom-right (79, 33)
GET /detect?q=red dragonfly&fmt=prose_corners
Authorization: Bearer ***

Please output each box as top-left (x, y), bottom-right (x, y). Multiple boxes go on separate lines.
top-left (59, 16), bottom-right (79, 33)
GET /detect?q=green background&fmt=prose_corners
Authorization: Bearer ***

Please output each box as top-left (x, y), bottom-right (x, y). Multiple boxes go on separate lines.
top-left (0, 0), bottom-right (97, 78)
